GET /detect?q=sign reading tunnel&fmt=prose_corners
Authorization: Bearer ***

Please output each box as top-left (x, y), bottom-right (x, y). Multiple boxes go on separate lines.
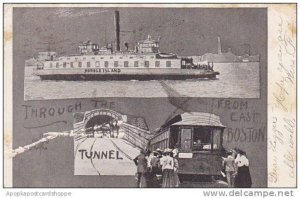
top-left (73, 109), bottom-right (152, 175)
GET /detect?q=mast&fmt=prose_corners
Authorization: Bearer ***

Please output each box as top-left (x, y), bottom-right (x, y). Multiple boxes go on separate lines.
top-left (114, 10), bottom-right (120, 52)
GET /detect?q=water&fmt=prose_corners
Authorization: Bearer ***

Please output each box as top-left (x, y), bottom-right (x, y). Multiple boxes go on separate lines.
top-left (24, 62), bottom-right (259, 100)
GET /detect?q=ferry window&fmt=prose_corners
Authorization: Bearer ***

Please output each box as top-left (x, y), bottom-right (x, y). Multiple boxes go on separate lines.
top-left (56, 62), bottom-right (59, 68)
top-left (70, 62), bottom-right (74, 68)
top-left (87, 62), bottom-right (91, 67)
top-left (114, 61), bottom-right (118, 67)
top-left (192, 127), bottom-right (214, 151)
top-left (134, 61), bottom-right (139, 67)
top-left (104, 61), bottom-right (109, 67)
top-left (155, 61), bottom-right (160, 67)
top-left (95, 61), bottom-right (100, 67)
top-left (124, 61), bottom-right (129, 67)
top-left (144, 61), bottom-right (149, 67)
top-left (166, 61), bottom-right (171, 67)
top-left (180, 128), bottom-right (192, 152)
top-left (78, 62), bottom-right (82, 67)
top-left (63, 62), bottom-right (67, 68)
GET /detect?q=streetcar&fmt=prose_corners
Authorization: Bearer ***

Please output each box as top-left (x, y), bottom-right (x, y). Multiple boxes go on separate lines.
top-left (149, 112), bottom-right (226, 180)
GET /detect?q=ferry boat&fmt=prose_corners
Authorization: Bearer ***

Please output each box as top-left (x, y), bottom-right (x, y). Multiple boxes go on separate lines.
top-left (32, 11), bottom-right (220, 81)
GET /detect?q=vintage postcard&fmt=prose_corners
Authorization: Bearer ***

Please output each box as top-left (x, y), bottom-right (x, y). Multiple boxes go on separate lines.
top-left (3, 3), bottom-right (296, 189)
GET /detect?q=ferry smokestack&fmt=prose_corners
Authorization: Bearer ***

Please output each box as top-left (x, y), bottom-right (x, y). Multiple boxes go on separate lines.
top-left (114, 10), bottom-right (120, 51)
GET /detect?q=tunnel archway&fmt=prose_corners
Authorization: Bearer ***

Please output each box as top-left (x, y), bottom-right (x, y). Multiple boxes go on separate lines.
top-left (84, 110), bottom-right (123, 138)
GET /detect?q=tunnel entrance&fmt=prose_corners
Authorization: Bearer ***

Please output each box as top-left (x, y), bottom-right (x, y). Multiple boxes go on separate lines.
top-left (85, 114), bottom-right (121, 138)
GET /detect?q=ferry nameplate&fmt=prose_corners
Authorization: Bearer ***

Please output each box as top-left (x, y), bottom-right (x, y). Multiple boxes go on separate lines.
top-left (84, 68), bottom-right (121, 73)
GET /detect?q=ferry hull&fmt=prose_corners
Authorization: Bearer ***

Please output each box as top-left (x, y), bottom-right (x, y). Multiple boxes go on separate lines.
top-left (34, 68), bottom-right (219, 81)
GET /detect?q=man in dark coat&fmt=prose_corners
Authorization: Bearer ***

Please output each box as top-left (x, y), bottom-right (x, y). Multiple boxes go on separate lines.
top-left (133, 150), bottom-right (147, 187)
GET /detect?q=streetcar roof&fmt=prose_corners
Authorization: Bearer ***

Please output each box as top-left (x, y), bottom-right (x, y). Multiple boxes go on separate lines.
top-left (170, 112), bottom-right (226, 128)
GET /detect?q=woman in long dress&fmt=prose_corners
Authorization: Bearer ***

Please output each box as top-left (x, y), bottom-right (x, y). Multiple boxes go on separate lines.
top-left (161, 149), bottom-right (176, 188)
top-left (234, 150), bottom-right (252, 187)
top-left (173, 154), bottom-right (180, 187)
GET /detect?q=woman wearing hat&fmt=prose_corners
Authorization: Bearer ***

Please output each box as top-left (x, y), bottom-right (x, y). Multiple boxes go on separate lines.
top-left (161, 149), bottom-right (176, 187)
top-left (234, 149), bottom-right (252, 187)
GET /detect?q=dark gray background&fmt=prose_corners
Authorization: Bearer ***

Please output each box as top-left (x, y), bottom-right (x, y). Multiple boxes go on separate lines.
top-left (12, 7), bottom-right (267, 187)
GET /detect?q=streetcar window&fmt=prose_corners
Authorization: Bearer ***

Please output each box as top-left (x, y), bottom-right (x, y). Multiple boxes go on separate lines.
top-left (212, 129), bottom-right (222, 150)
top-left (192, 127), bottom-right (211, 151)
top-left (169, 126), bottom-right (179, 149)
top-left (180, 128), bottom-right (192, 152)
top-left (192, 127), bottom-right (221, 151)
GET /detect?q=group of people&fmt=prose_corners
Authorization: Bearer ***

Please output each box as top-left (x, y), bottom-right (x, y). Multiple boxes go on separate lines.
top-left (133, 147), bottom-right (252, 188)
top-left (133, 148), bottom-right (180, 188)
top-left (222, 148), bottom-right (252, 188)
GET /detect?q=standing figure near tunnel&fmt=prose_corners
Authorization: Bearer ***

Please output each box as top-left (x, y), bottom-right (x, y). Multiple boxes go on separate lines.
top-left (223, 150), bottom-right (237, 187)
top-left (109, 119), bottom-right (120, 138)
top-left (133, 150), bottom-right (148, 187)
top-left (161, 149), bottom-right (176, 188)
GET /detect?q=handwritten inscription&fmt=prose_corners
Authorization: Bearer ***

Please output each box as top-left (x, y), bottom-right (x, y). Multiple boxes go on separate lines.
top-left (268, 15), bottom-right (296, 186)
top-left (272, 16), bottom-right (296, 112)
top-left (282, 118), bottom-right (296, 178)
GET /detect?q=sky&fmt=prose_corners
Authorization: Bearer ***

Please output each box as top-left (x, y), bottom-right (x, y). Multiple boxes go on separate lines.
top-left (14, 7), bottom-right (267, 61)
